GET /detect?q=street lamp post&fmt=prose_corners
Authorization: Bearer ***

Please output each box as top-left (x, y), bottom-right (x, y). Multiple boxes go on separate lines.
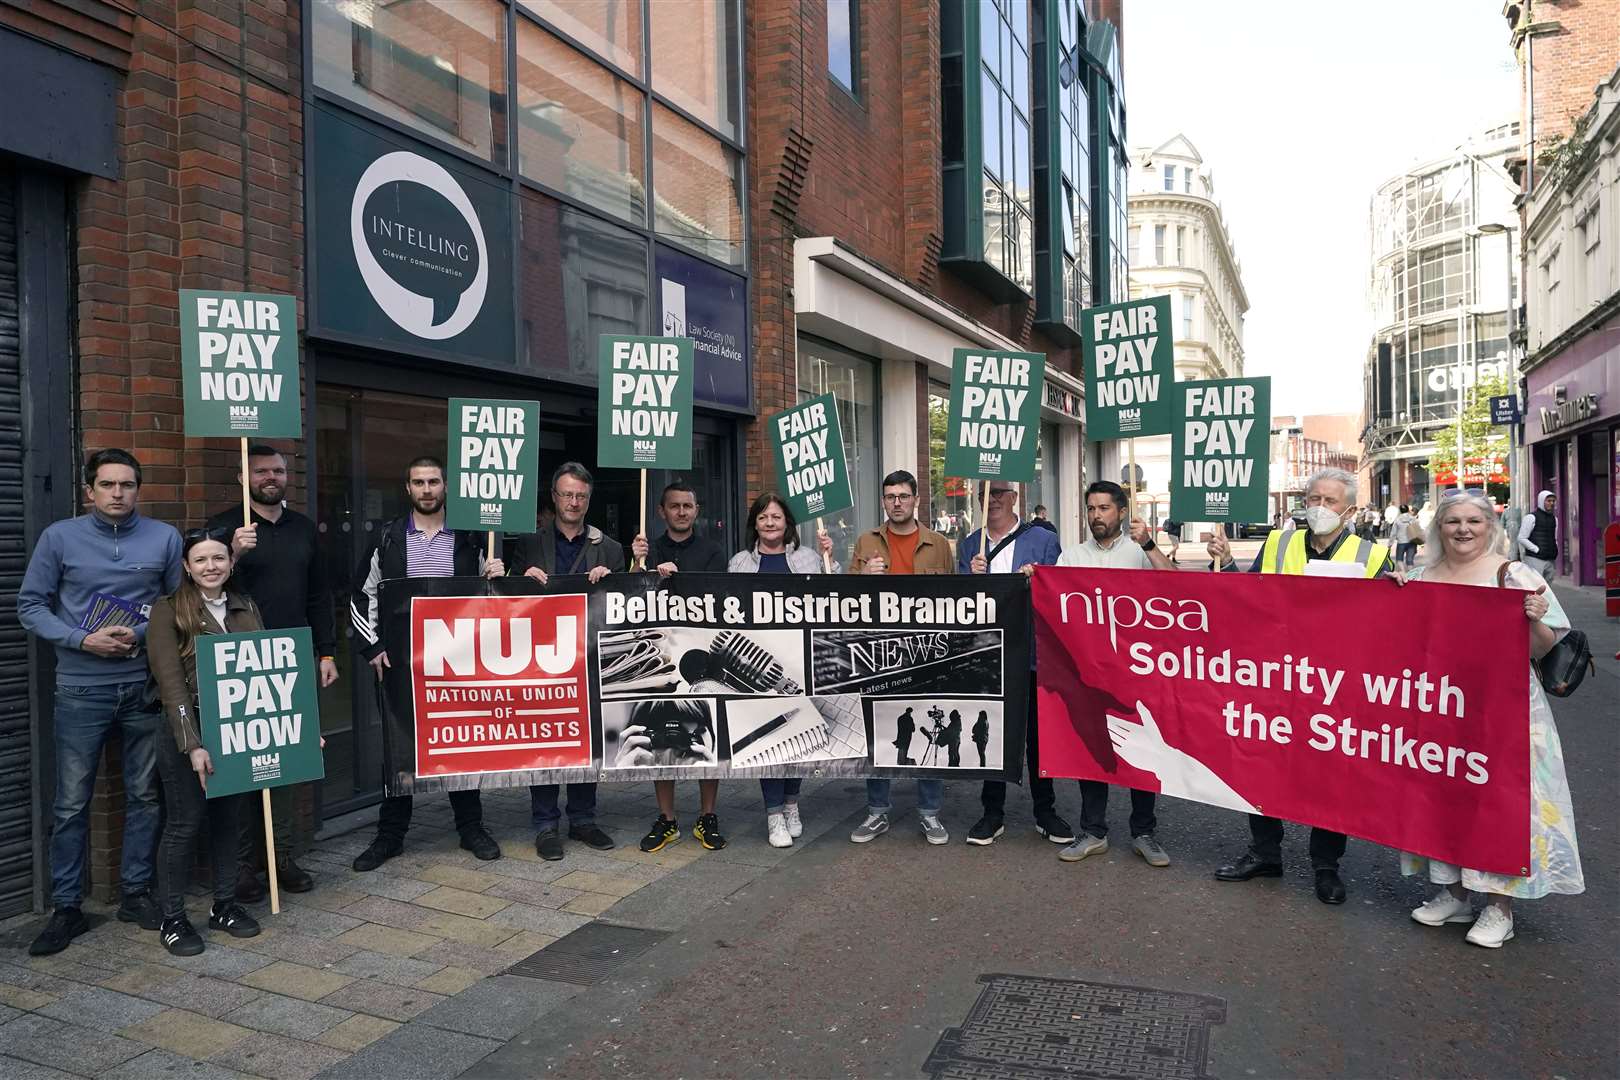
top-left (1474, 221), bottom-right (1517, 507)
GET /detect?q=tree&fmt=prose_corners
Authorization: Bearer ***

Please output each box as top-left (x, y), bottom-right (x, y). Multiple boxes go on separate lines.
top-left (1430, 371), bottom-right (1510, 486)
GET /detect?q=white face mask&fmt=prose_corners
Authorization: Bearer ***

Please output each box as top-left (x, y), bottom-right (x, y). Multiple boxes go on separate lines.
top-left (1303, 505), bottom-right (1344, 536)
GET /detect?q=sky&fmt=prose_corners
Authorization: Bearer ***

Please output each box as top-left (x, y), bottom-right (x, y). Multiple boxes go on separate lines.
top-left (1124, 0), bottom-right (1520, 419)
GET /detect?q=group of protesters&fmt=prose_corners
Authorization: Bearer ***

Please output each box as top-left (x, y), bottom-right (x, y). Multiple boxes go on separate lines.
top-left (20, 448), bottom-right (1581, 959)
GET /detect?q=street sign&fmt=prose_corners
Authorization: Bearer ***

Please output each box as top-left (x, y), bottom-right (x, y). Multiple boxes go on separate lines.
top-left (1490, 394), bottom-right (1522, 425)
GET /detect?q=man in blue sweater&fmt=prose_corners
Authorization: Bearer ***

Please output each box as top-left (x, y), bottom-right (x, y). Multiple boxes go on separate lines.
top-left (18, 449), bottom-right (182, 955)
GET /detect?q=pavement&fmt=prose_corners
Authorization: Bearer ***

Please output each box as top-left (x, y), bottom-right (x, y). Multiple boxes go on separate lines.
top-left (2, 546), bottom-right (1615, 1079)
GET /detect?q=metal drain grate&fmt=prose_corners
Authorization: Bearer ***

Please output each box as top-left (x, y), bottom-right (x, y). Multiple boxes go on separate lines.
top-left (505, 922), bottom-right (670, 986)
top-left (923, 973), bottom-right (1226, 1080)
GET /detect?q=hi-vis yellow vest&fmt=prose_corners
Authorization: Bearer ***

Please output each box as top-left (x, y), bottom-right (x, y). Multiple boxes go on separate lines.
top-left (1259, 528), bottom-right (1391, 577)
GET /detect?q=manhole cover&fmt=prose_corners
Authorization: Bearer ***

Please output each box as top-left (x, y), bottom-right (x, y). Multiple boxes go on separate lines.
top-left (505, 922), bottom-right (670, 986)
top-left (923, 973), bottom-right (1226, 1080)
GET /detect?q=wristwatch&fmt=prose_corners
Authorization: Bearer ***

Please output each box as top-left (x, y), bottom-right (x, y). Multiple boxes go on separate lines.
top-left (1140, 538), bottom-right (1155, 551)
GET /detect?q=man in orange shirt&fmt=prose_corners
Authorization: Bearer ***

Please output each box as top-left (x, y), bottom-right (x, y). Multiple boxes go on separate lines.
top-left (848, 470), bottom-right (954, 576)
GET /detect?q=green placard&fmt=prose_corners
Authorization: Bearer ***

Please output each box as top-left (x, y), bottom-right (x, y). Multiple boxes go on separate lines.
top-left (1170, 377), bottom-right (1271, 523)
top-left (180, 289), bottom-right (302, 437)
top-left (597, 334), bottom-right (694, 469)
top-left (769, 394), bottom-right (854, 522)
top-left (1082, 295), bottom-right (1173, 440)
top-left (194, 627), bottom-right (324, 799)
top-left (942, 348), bottom-right (1046, 482)
top-left (446, 399), bottom-right (540, 532)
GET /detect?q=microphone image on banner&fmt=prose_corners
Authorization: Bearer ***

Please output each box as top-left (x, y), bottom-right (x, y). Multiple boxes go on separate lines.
top-left (679, 630), bottom-right (802, 695)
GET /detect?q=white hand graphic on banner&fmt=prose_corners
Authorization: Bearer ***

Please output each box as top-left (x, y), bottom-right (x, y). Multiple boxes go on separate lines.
top-left (1105, 702), bottom-right (1259, 815)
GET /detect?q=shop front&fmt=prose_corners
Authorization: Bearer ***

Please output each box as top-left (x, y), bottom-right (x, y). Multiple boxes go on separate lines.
top-left (1523, 309), bottom-right (1618, 587)
top-left (302, 1), bottom-right (749, 817)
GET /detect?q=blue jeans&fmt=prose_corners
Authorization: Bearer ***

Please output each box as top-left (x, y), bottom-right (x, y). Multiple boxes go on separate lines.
top-left (866, 779), bottom-right (942, 816)
top-left (759, 778), bottom-right (803, 813)
top-left (530, 783), bottom-right (597, 831)
top-left (50, 681), bottom-right (162, 906)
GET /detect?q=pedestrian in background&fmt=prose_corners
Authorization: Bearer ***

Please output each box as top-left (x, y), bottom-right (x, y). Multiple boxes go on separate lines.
top-left (144, 528), bottom-right (263, 955)
top-left (20, 449), bottom-right (181, 956)
top-left (730, 491), bottom-right (835, 847)
top-left (207, 445), bottom-right (336, 901)
top-left (1518, 490), bottom-right (1559, 580)
top-left (1399, 491), bottom-right (1583, 948)
top-left (1392, 504), bottom-right (1419, 567)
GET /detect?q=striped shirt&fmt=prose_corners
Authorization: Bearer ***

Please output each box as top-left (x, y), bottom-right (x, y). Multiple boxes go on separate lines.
top-left (405, 517), bottom-right (456, 578)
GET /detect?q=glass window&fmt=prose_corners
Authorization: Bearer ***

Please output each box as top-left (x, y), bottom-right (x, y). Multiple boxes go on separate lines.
top-left (829, 0), bottom-right (857, 91)
top-left (1181, 293), bottom-right (1194, 338)
top-left (798, 339), bottom-right (879, 556)
top-left (519, 188), bottom-right (649, 378)
top-left (1162, 163), bottom-right (1175, 191)
top-left (1127, 226), bottom-right (1139, 265)
top-left (516, 21), bottom-right (646, 226)
top-left (650, 0), bottom-right (741, 141)
top-left (978, 0), bottom-right (1032, 293)
top-left (519, 0), bottom-right (642, 77)
top-left (927, 384), bottom-right (970, 541)
top-left (652, 104), bottom-right (745, 266)
top-left (1154, 224), bottom-right (1166, 265)
top-left (1175, 225), bottom-right (1185, 264)
top-left (312, 0), bottom-right (507, 164)
top-left (1183, 166), bottom-right (1193, 193)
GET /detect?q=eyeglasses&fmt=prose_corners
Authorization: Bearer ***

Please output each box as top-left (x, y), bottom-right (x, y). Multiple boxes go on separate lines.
top-left (183, 526), bottom-right (232, 544)
top-left (882, 493), bottom-right (915, 503)
top-left (988, 489), bottom-right (1015, 499)
top-left (553, 491), bottom-right (589, 504)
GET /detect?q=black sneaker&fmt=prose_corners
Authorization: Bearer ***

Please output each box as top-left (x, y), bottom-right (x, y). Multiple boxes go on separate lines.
top-left (965, 815), bottom-right (1005, 846)
top-left (276, 857), bottom-right (314, 893)
top-left (459, 825), bottom-right (502, 861)
top-left (160, 914), bottom-right (204, 956)
top-left (29, 906), bottom-right (89, 956)
top-left (208, 901), bottom-right (261, 939)
top-left (234, 865), bottom-right (266, 903)
top-left (535, 828), bottom-right (565, 861)
top-left (639, 816), bottom-right (680, 852)
top-left (352, 836), bottom-right (403, 872)
top-left (693, 813), bottom-right (727, 851)
top-left (568, 823), bottom-right (615, 851)
top-left (116, 890), bottom-right (162, 930)
top-left (1034, 812), bottom-right (1076, 845)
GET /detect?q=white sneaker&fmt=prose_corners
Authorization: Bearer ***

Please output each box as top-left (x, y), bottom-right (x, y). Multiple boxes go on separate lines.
top-left (1411, 890), bottom-right (1474, 927)
top-left (766, 812), bottom-right (792, 848)
top-left (783, 803), bottom-right (803, 838)
top-left (850, 812), bottom-right (890, 843)
top-left (1465, 905), bottom-right (1514, 948)
top-left (920, 814), bottom-right (949, 845)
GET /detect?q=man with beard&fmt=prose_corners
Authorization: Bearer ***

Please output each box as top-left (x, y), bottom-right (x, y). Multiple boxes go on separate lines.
top-left (1054, 480), bottom-right (1175, 869)
top-left (350, 457), bottom-right (506, 871)
top-left (207, 446), bottom-right (338, 900)
top-left (1206, 467), bottom-right (1391, 905)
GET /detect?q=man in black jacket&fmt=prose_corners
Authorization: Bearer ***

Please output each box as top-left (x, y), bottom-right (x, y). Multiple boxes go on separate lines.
top-left (208, 445), bottom-right (337, 900)
top-left (511, 463), bottom-right (622, 860)
top-left (628, 481), bottom-right (729, 853)
top-left (350, 457), bottom-right (506, 871)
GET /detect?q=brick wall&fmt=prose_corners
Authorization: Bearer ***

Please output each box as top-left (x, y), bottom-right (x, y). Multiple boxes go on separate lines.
top-left (748, 0), bottom-right (1082, 498)
top-left (1520, 0), bottom-right (1620, 172)
top-left (15, 0), bottom-right (308, 901)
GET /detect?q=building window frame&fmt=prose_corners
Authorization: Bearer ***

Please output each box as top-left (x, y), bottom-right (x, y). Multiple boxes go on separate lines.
top-left (1032, 0), bottom-right (1093, 340)
top-left (828, 0), bottom-right (860, 96)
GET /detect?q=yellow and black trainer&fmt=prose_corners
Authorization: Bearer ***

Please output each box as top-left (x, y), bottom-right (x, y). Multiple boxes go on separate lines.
top-left (639, 816), bottom-right (680, 853)
top-left (693, 813), bottom-right (728, 851)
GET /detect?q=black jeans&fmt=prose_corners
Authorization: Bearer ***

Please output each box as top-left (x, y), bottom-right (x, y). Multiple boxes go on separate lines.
top-left (155, 741), bottom-right (242, 918)
top-left (376, 790), bottom-right (484, 844)
top-left (1078, 782), bottom-right (1157, 839)
top-left (981, 689), bottom-right (1055, 818)
top-left (1247, 814), bottom-right (1346, 869)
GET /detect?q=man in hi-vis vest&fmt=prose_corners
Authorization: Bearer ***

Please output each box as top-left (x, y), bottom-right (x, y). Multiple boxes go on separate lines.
top-left (1205, 467), bottom-right (1392, 906)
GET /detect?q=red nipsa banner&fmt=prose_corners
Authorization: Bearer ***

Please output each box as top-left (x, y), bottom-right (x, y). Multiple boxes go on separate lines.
top-left (1033, 567), bottom-right (1531, 876)
top-left (410, 594), bottom-right (591, 777)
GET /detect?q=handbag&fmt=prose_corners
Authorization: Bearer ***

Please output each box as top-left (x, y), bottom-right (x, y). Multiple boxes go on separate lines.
top-left (1497, 562), bottom-right (1594, 697)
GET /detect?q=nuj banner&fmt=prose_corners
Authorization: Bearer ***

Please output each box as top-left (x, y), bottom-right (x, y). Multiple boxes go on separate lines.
top-left (1032, 567), bottom-right (1532, 876)
top-left (376, 574), bottom-right (1031, 792)
top-left (180, 289), bottom-right (302, 437)
top-left (446, 398), bottom-right (540, 532)
top-left (769, 393), bottom-right (855, 522)
top-left (193, 628), bottom-right (325, 799)
top-left (1082, 296), bottom-right (1172, 440)
top-left (1170, 377), bottom-right (1270, 522)
top-left (942, 349), bottom-right (1046, 481)
top-left (597, 334), bottom-right (694, 469)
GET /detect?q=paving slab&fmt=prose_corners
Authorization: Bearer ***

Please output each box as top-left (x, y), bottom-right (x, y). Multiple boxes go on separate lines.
top-left (331, 922), bottom-right (442, 958)
top-left (37, 986), bottom-right (169, 1032)
top-left (415, 866), bottom-right (509, 893)
top-left (411, 966), bottom-right (483, 997)
top-left (480, 878), bottom-right (584, 908)
top-left (152, 944), bottom-right (275, 980)
top-left (0, 1052), bottom-right (90, 1080)
top-left (413, 886), bottom-right (511, 920)
top-left (235, 928), bottom-right (362, 969)
top-left (223, 993), bottom-right (352, 1040)
top-left (102, 1048), bottom-right (254, 1080)
top-left (317, 977), bottom-right (446, 1022)
top-left (414, 940), bottom-right (528, 977)
top-left (484, 902), bottom-right (590, 937)
top-left (0, 1013), bottom-right (149, 1074)
top-left (109, 973), bottom-right (265, 1019)
top-left (415, 911), bottom-right (517, 948)
top-left (413, 976), bottom-right (581, 1041)
top-left (209, 1031), bottom-right (348, 1080)
top-left (312, 1021), bottom-right (498, 1080)
top-left (117, 1009), bottom-right (256, 1061)
top-left (315, 1014), bottom-right (400, 1053)
top-left (240, 961), bottom-right (356, 1002)
top-left (332, 949), bottom-right (444, 988)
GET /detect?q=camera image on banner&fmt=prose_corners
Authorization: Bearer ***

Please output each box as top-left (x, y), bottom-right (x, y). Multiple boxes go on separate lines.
top-left (410, 594), bottom-right (591, 777)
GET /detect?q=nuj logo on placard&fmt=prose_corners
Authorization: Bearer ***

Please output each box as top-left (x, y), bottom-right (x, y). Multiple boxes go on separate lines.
top-left (978, 451), bottom-right (1003, 472)
top-left (1204, 491), bottom-right (1230, 514)
top-left (1119, 407), bottom-right (1142, 430)
top-left (229, 404), bottom-right (260, 430)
